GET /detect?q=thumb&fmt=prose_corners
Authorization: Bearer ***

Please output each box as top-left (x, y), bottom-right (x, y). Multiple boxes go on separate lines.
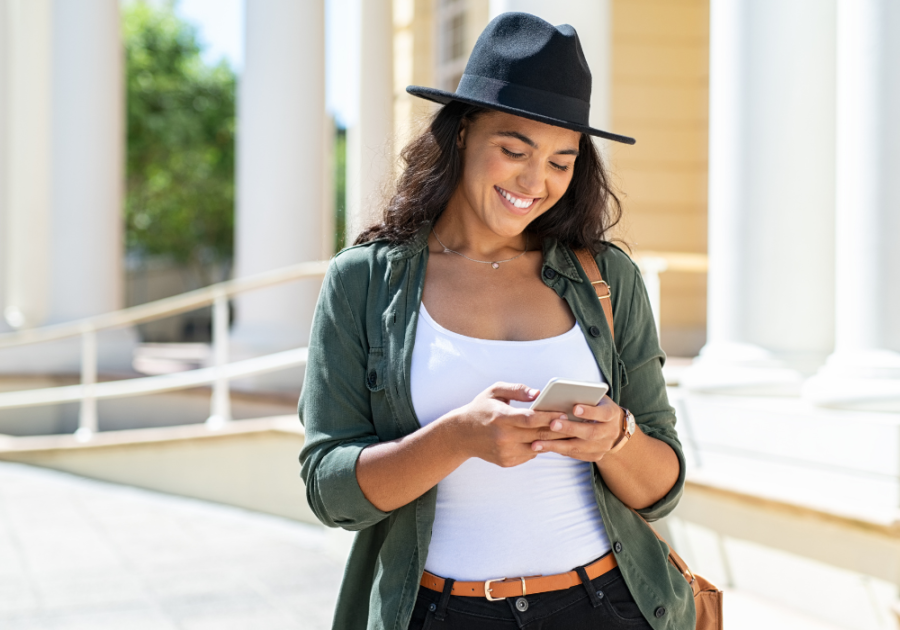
top-left (488, 382), bottom-right (539, 403)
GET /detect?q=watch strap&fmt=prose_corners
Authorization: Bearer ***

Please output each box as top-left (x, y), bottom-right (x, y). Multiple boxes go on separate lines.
top-left (608, 408), bottom-right (634, 454)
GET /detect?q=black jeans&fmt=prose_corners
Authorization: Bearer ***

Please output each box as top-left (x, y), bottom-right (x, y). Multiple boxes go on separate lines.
top-left (407, 565), bottom-right (653, 629)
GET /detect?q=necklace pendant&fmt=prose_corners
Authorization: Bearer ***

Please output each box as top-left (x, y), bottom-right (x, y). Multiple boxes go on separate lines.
top-left (491, 262), bottom-right (500, 269)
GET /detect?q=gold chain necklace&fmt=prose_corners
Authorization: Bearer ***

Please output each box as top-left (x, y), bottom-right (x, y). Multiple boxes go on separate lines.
top-left (432, 228), bottom-right (528, 270)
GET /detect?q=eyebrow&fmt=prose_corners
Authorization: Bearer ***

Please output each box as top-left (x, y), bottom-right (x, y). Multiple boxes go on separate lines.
top-left (495, 130), bottom-right (579, 156)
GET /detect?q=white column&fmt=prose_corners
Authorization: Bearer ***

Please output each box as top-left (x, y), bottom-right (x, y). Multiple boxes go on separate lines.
top-left (683, 0), bottom-right (837, 395)
top-left (3, 0), bottom-right (52, 331)
top-left (233, 0), bottom-right (326, 362)
top-left (0, 0), bottom-right (10, 334)
top-left (345, 0), bottom-right (393, 242)
top-left (489, 0), bottom-right (610, 134)
top-left (48, 0), bottom-right (124, 325)
top-left (45, 0), bottom-right (134, 373)
top-left (803, 0), bottom-right (900, 411)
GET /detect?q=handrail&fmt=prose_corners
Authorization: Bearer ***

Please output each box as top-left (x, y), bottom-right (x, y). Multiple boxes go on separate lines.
top-left (635, 251), bottom-right (709, 274)
top-left (0, 260), bottom-right (329, 440)
top-left (0, 347), bottom-right (307, 409)
top-left (0, 260), bottom-right (331, 349)
top-left (633, 251), bottom-right (708, 335)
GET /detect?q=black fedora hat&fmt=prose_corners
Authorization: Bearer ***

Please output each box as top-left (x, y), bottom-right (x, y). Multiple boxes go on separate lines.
top-left (407, 12), bottom-right (635, 145)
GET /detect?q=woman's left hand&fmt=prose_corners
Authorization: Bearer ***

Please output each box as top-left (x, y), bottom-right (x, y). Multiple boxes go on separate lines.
top-left (529, 396), bottom-right (627, 462)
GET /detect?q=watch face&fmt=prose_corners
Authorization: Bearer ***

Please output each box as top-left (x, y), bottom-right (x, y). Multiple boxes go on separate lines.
top-left (625, 411), bottom-right (636, 435)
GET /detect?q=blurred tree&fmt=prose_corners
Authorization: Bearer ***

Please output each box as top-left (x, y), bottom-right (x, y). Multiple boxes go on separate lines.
top-left (334, 126), bottom-right (346, 253)
top-left (123, 1), bottom-right (235, 285)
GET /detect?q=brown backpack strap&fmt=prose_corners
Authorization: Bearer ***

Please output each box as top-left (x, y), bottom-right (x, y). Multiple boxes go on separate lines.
top-left (573, 249), bottom-right (614, 343)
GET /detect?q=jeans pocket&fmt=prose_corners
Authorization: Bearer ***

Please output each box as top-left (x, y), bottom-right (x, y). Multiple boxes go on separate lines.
top-left (598, 575), bottom-right (649, 625)
top-left (408, 593), bottom-right (438, 630)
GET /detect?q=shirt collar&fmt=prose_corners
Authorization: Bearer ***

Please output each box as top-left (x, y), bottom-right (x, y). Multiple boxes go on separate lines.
top-left (540, 237), bottom-right (584, 283)
top-left (385, 223), bottom-right (431, 261)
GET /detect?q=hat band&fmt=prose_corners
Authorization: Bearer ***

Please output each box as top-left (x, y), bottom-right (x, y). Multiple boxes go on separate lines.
top-left (456, 74), bottom-right (590, 126)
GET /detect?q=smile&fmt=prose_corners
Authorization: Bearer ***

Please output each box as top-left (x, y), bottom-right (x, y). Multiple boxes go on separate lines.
top-left (495, 186), bottom-right (537, 210)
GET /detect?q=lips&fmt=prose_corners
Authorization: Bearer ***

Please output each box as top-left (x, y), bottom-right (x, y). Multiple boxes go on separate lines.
top-left (495, 186), bottom-right (539, 211)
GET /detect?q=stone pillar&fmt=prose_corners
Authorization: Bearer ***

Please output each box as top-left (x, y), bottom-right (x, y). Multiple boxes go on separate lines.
top-left (489, 0), bottom-right (611, 134)
top-left (1, 0), bottom-right (134, 374)
top-left (3, 0), bottom-right (52, 332)
top-left (683, 0), bottom-right (837, 395)
top-left (232, 0), bottom-right (326, 366)
top-left (0, 0), bottom-right (10, 335)
top-left (803, 0), bottom-right (900, 411)
top-left (345, 0), bottom-right (393, 241)
top-left (48, 0), bottom-right (124, 326)
top-left (46, 0), bottom-right (134, 373)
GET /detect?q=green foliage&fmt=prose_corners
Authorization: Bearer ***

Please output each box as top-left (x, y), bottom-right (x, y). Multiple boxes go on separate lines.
top-left (334, 126), bottom-right (347, 253)
top-left (123, 1), bottom-right (235, 283)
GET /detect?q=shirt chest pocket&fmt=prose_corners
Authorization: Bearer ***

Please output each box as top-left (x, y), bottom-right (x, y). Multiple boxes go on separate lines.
top-left (365, 348), bottom-right (386, 392)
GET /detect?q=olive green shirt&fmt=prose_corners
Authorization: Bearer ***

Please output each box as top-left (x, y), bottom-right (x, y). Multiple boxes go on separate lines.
top-left (298, 226), bottom-right (693, 630)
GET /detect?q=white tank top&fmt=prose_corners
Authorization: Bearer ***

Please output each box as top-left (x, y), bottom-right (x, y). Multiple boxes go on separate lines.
top-left (411, 303), bottom-right (611, 581)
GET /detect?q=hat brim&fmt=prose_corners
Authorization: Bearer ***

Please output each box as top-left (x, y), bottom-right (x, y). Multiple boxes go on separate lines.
top-left (406, 85), bottom-right (636, 145)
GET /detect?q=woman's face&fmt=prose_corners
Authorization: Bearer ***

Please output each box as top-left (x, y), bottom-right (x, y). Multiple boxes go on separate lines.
top-left (452, 111), bottom-right (581, 239)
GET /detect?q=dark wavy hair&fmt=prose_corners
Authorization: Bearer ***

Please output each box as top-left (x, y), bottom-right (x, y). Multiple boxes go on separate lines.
top-left (354, 101), bottom-right (622, 253)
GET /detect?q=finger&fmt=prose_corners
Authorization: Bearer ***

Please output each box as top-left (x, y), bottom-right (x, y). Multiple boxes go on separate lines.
top-left (531, 437), bottom-right (584, 458)
top-left (528, 424), bottom-right (571, 442)
top-left (513, 409), bottom-right (569, 430)
top-left (571, 403), bottom-right (615, 423)
top-left (489, 382), bottom-right (540, 403)
top-left (545, 417), bottom-right (599, 440)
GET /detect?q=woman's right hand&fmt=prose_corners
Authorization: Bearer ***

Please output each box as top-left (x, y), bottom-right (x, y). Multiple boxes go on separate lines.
top-left (448, 382), bottom-right (568, 468)
top-left (357, 382), bottom-right (567, 512)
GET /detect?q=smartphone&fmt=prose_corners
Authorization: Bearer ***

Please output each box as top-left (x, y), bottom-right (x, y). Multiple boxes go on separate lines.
top-left (529, 378), bottom-right (609, 422)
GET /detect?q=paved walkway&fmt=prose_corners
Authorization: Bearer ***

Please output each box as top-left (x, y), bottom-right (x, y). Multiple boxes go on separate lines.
top-left (0, 462), bottom-right (343, 630)
top-left (0, 462), bottom-right (846, 630)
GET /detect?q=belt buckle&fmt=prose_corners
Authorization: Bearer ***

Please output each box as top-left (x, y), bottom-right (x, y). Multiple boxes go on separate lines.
top-left (484, 577), bottom-right (527, 601)
top-left (484, 577), bottom-right (507, 601)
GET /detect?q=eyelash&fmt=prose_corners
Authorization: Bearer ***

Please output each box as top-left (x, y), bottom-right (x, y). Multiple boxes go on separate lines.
top-left (500, 147), bottom-right (569, 172)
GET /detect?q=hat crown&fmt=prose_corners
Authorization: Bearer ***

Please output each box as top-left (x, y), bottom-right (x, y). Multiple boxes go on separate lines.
top-left (464, 12), bottom-right (591, 105)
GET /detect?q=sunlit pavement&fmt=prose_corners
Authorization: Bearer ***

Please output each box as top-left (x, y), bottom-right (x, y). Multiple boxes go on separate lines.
top-left (0, 462), bottom-right (342, 630)
top-left (0, 461), bottom-right (846, 630)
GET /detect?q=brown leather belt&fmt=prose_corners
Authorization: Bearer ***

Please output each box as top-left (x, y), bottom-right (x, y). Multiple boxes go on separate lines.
top-left (420, 554), bottom-right (617, 601)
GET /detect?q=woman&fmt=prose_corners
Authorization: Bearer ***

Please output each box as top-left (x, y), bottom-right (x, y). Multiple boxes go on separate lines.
top-left (300, 12), bottom-right (693, 630)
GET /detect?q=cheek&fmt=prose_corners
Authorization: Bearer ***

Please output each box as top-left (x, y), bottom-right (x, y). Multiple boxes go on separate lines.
top-left (548, 172), bottom-right (574, 203)
top-left (466, 150), bottom-right (514, 185)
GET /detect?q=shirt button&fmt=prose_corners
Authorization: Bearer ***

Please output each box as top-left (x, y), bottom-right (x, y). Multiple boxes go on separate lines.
top-left (655, 606), bottom-right (667, 618)
top-left (614, 541), bottom-right (623, 553)
top-left (515, 597), bottom-right (529, 612)
top-left (589, 325), bottom-right (601, 337)
top-left (543, 268), bottom-right (557, 280)
top-left (366, 371), bottom-right (377, 387)
top-left (428, 603), bottom-right (437, 612)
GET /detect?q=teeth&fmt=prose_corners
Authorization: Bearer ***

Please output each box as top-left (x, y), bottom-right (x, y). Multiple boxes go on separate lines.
top-left (499, 188), bottom-right (535, 209)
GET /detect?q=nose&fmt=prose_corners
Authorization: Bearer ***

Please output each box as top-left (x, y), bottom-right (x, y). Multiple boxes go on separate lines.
top-left (515, 159), bottom-right (544, 196)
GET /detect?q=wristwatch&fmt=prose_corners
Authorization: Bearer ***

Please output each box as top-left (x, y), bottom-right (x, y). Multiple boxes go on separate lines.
top-left (608, 408), bottom-right (636, 454)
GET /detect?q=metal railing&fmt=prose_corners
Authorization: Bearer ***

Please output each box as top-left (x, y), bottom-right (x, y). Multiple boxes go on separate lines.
top-left (0, 251), bottom-right (707, 441)
top-left (635, 251), bottom-right (709, 334)
top-left (0, 261), bottom-right (330, 440)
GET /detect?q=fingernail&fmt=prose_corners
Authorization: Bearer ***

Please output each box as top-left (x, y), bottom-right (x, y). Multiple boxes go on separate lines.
top-left (534, 443), bottom-right (543, 451)
top-left (575, 406), bottom-right (584, 416)
top-left (551, 421), bottom-right (562, 431)
top-left (528, 388), bottom-right (539, 397)
top-left (559, 414), bottom-right (568, 421)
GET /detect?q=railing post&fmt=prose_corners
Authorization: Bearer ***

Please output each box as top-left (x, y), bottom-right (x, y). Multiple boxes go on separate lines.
top-left (75, 327), bottom-right (97, 441)
top-left (206, 291), bottom-right (232, 429)
top-left (638, 256), bottom-right (667, 336)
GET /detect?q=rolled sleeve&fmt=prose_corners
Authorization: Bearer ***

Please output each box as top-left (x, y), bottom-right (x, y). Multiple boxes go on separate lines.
top-left (615, 261), bottom-right (686, 522)
top-left (299, 260), bottom-right (392, 531)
